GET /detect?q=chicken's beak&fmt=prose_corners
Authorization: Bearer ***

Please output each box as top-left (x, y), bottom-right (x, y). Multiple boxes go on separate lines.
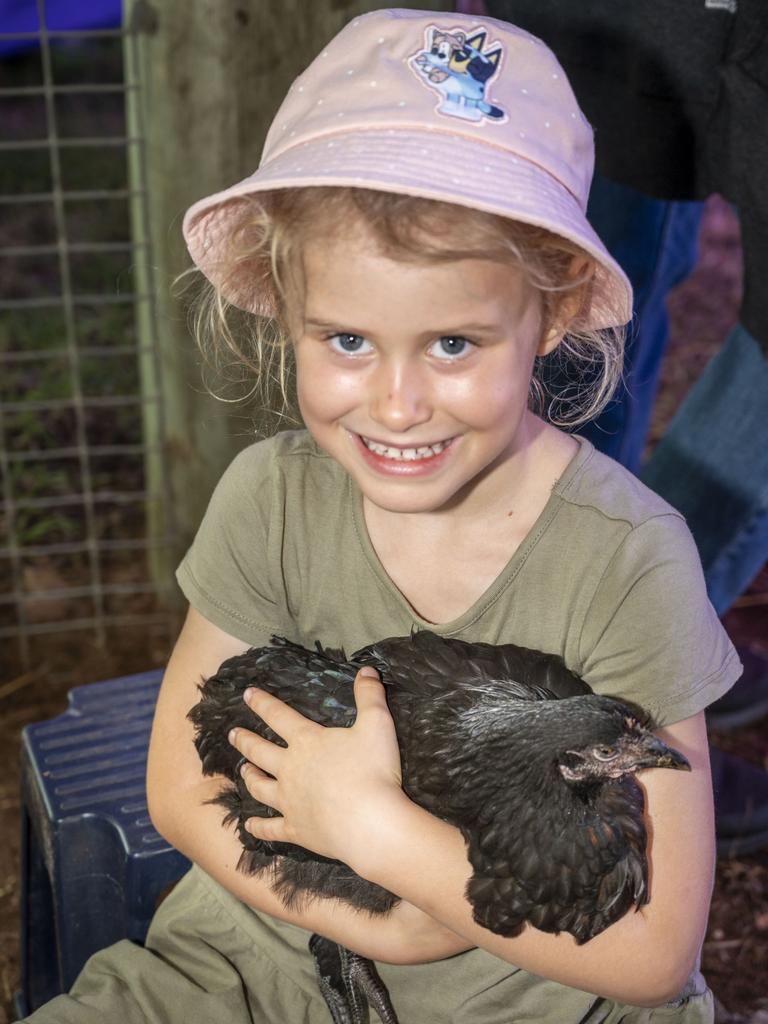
top-left (619, 733), bottom-right (691, 775)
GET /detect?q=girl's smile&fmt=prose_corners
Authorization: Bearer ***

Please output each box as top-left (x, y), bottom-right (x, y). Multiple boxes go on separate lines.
top-left (291, 224), bottom-right (563, 517)
top-left (352, 431), bottom-right (458, 474)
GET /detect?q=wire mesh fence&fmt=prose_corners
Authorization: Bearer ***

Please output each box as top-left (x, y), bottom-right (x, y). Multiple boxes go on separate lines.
top-left (0, 1), bottom-right (180, 685)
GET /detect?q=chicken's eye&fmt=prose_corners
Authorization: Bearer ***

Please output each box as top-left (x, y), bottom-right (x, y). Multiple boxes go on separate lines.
top-left (592, 745), bottom-right (617, 761)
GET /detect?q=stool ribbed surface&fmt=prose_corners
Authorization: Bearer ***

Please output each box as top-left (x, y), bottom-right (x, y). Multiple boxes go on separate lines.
top-left (17, 670), bottom-right (191, 1016)
top-left (30, 671), bottom-right (169, 843)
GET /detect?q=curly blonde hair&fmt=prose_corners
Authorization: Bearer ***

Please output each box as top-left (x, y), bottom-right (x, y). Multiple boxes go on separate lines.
top-left (186, 186), bottom-right (626, 430)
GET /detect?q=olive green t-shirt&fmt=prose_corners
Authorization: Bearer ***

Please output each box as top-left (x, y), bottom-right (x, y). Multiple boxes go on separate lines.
top-left (178, 428), bottom-right (738, 725)
top-left (175, 428), bottom-right (740, 1022)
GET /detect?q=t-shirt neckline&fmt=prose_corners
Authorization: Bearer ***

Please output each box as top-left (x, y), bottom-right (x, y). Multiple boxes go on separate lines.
top-left (349, 435), bottom-right (594, 635)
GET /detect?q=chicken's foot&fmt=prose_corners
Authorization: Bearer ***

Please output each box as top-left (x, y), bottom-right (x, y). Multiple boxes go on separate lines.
top-left (309, 933), bottom-right (400, 1024)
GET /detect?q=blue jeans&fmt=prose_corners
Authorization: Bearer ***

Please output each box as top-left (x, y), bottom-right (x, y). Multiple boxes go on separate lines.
top-left (640, 324), bottom-right (768, 615)
top-left (579, 176), bottom-right (704, 473)
top-left (583, 176), bottom-right (768, 614)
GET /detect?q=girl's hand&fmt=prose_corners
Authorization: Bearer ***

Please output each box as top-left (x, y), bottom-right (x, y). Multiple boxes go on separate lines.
top-left (228, 668), bottom-right (407, 866)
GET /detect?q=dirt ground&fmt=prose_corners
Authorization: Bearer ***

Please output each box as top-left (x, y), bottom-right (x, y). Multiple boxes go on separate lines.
top-left (0, 196), bottom-right (767, 1021)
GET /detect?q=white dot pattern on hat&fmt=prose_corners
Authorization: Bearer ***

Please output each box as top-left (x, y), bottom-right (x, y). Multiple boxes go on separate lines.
top-left (205, 126), bottom-right (625, 328)
top-left (258, 131), bottom-right (582, 217)
top-left (183, 9), bottom-right (631, 330)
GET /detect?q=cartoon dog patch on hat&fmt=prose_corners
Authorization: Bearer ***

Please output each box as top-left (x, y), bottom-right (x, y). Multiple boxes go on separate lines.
top-left (411, 26), bottom-right (505, 123)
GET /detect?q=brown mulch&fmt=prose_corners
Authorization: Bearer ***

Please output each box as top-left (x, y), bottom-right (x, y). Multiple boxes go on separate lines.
top-left (0, 196), bottom-right (767, 1021)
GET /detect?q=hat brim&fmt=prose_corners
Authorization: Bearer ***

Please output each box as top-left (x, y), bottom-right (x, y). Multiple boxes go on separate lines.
top-left (183, 128), bottom-right (632, 330)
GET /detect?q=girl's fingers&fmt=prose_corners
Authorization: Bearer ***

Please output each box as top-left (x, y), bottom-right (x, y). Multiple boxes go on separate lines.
top-left (239, 761), bottom-right (282, 811)
top-left (354, 666), bottom-right (386, 708)
top-left (229, 724), bottom-right (284, 776)
top-left (239, 759), bottom-right (272, 784)
top-left (245, 813), bottom-right (288, 844)
top-left (242, 686), bottom-right (318, 739)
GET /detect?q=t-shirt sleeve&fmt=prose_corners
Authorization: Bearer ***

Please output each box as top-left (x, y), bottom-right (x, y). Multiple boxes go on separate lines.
top-left (175, 441), bottom-right (289, 646)
top-left (578, 514), bottom-right (742, 726)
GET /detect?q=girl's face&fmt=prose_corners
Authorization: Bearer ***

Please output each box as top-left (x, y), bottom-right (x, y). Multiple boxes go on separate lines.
top-left (291, 223), bottom-right (558, 516)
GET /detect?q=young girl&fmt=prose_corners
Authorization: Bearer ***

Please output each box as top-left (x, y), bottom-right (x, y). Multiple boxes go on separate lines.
top-left (24, 9), bottom-right (739, 1024)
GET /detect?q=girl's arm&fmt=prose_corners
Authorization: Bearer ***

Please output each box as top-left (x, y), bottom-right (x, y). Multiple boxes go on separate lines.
top-left (234, 672), bottom-right (716, 1008)
top-left (146, 607), bottom-right (470, 964)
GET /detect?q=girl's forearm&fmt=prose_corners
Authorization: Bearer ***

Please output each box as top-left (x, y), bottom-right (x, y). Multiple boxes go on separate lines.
top-left (346, 792), bottom-right (703, 1008)
top-left (150, 777), bottom-right (470, 964)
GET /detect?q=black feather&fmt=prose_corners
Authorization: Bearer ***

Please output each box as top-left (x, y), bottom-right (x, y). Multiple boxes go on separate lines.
top-left (188, 631), bottom-right (686, 942)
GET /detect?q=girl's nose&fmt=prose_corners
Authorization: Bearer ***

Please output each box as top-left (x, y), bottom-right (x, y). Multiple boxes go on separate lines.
top-left (368, 359), bottom-right (432, 433)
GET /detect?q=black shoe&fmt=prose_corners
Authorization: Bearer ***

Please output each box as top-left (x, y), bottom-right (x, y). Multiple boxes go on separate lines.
top-left (711, 746), bottom-right (768, 858)
top-left (707, 648), bottom-right (768, 730)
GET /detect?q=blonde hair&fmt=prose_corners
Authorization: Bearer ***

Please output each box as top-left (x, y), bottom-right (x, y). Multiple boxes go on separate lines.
top-left (187, 186), bottom-right (625, 430)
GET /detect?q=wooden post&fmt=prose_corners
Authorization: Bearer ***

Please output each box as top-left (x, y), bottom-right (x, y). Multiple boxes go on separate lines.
top-left (124, 0), bottom-right (443, 591)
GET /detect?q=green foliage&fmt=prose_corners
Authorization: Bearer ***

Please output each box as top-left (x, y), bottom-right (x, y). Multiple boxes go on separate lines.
top-left (0, 309), bottom-right (67, 354)
top-left (14, 507), bottom-right (83, 546)
top-left (0, 149), bottom-right (52, 194)
top-left (0, 37), bottom-right (159, 568)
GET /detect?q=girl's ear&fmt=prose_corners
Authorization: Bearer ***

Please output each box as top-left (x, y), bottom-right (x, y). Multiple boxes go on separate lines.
top-left (537, 321), bottom-right (566, 357)
top-left (536, 257), bottom-right (595, 356)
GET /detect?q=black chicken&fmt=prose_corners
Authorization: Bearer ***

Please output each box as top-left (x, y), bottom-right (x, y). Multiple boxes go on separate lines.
top-left (189, 631), bottom-right (690, 1024)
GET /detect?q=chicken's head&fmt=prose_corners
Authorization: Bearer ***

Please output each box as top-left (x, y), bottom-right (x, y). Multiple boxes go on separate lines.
top-left (556, 699), bottom-right (690, 783)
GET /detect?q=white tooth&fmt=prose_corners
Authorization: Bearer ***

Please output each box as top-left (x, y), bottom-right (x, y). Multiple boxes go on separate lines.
top-left (362, 436), bottom-right (451, 459)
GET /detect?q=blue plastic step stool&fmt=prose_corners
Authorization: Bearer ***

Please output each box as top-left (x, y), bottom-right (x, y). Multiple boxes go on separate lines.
top-left (16, 670), bottom-right (191, 1017)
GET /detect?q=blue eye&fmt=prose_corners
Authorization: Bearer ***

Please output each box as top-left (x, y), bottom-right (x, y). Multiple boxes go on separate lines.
top-left (328, 333), bottom-right (371, 354)
top-left (430, 336), bottom-right (473, 360)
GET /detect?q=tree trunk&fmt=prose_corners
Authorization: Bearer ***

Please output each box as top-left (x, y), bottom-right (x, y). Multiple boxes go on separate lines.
top-left (124, 0), bottom-right (443, 595)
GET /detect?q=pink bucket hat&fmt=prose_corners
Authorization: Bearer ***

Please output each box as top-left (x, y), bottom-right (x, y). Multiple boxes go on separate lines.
top-left (183, 8), bottom-right (632, 329)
